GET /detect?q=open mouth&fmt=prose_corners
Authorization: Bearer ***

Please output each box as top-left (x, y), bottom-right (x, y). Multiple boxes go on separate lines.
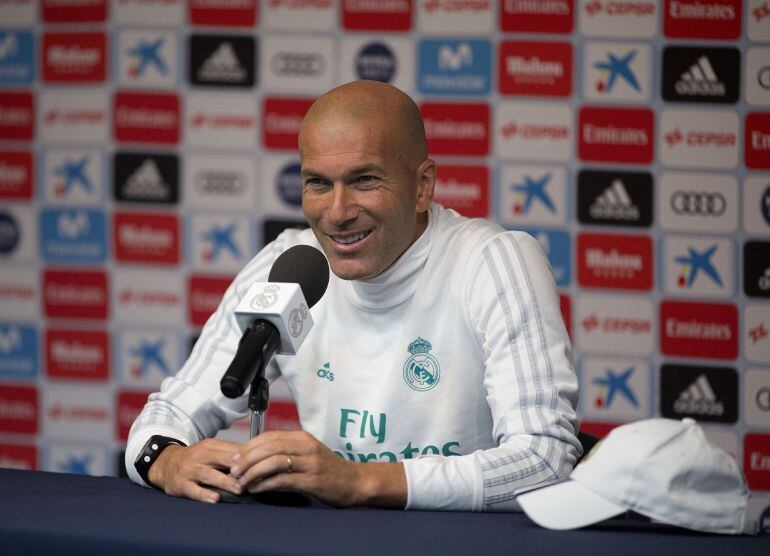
top-left (331, 230), bottom-right (372, 245)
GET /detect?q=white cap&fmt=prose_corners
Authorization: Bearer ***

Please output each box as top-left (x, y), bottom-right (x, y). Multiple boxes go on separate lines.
top-left (518, 418), bottom-right (755, 535)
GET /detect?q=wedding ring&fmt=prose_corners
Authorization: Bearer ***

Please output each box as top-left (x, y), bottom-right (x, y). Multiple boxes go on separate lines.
top-left (286, 455), bottom-right (294, 473)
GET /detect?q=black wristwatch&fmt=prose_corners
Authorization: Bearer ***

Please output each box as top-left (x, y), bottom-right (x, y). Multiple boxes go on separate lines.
top-left (133, 435), bottom-right (186, 488)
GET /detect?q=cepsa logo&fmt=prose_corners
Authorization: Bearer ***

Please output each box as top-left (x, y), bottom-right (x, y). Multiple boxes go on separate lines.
top-left (433, 165), bottom-right (489, 218)
top-left (500, 0), bottom-right (573, 33)
top-left (41, 89), bottom-right (107, 144)
top-left (45, 329), bottom-right (108, 381)
top-left (42, 0), bottom-right (107, 22)
top-left (262, 98), bottom-right (313, 150)
top-left (42, 32), bottom-right (106, 83)
top-left (580, 1), bottom-right (658, 38)
top-left (664, 0), bottom-right (741, 39)
top-left (418, 0), bottom-right (494, 35)
top-left (577, 232), bottom-right (653, 290)
top-left (44, 269), bottom-right (108, 320)
top-left (495, 101), bottom-right (572, 162)
top-left (660, 300), bottom-right (738, 360)
top-left (743, 434), bottom-right (770, 491)
top-left (0, 151), bottom-right (33, 199)
top-left (342, 0), bottom-right (412, 31)
top-left (0, 384), bottom-right (37, 434)
top-left (117, 390), bottom-right (151, 441)
top-left (579, 107), bottom-right (653, 164)
top-left (113, 91), bottom-right (179, 145)
top-left (660, 109), bottom-right (738, 169)
top-left (421, 102), bottom-right (489, 156)
top-left (188, 275), bottom-right (231, 326)
top-left (746, 113), bottom-right (770, 169)
top-left (575, 293), bottom-right (653, 355)
top-left (0, 91), bottom-right (34, 141)
top-left (113, 212), bottom-right (180, 265)
top-left (186, 93), bottom-right (256, 149)
top-left (0, 0), bottom-right (37, 26)
top-left (113, 270), bottom-right (184, 326)
top-left (189, 0), bottom-right (257, 26)
top-left (0, 443), bottom-right (36, 470)
top-left (113, 0), bottom-right (183, 26)
top-left (498, 41), bottom-right (572, 97)
top-left (749, 1), bottom-right (770, 41)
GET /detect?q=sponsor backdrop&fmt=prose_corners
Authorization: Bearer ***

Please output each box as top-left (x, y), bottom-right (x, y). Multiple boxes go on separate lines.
top-left (0, 0), bottom-right (769, 520)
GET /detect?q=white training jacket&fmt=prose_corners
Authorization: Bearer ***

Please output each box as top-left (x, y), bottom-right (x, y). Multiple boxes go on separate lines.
top-left (126, 204), bottom-right (581, 511)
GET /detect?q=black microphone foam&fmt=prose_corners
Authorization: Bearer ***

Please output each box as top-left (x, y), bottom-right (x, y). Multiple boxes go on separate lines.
top-left (267, 244), bottom-right (329, 308)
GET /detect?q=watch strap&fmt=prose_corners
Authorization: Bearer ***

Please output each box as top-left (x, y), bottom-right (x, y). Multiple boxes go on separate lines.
top-left (133, 435), bottom-right (186, 488)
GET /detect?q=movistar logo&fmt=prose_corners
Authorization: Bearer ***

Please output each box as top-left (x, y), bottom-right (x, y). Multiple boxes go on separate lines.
top-left (403, 337), bottom-right (440, 392)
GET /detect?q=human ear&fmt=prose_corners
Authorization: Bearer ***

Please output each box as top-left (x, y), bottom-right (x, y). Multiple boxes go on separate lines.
top-left (415, 159), bottom-right (435, 213)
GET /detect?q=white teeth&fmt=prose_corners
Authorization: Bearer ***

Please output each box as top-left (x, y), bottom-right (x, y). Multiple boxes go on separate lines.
top-left (334, 231), bottom-right (369, 244)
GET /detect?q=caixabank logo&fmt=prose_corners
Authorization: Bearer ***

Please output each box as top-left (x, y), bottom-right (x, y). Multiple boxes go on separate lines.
top-left (189, 34), bottom-right (255, 88)
top-left (500, 0), bottom-right (573, 33)
top-left (577, 233), bottom-right (653, 290)
top-left (662, 46), bottom-right (740, 104)
top-left (113, 152), bottom-right (178, 205)
top-left (744, 241), bottom-right (770, 298)
top-left (580, 357), bottom-right (651, 421)
top-left (418, 40), bottom-right (491, 96)
top-left (188, 275), bottom-right (232, 327)
top-left (0, 151), bottom-right (33, 200)
top-left (0, 323), bottom-right (38, 379)
top-left (663, 236), bottom-right (734, 298)
top-left (45, 444), bottom-right (109, 476)
top-left (189, 213), bottom-right (252, 272)
top-left (746, 112), bottom-right (770, 169)
top-left (189, 0), bottom-right (257, 26)
top-left (262, 97), bottom-right (313, 150)
top-left (342, 0), bottom-right (412, 31)
top-left (45, 329), bottom-right (108, 381)
top-left (43, 268), bottom-right (108, 320)
top-left (113, 91), bottom-right (179, 145)
top-left (498, 41), bottom-right (572, 97)
top-left (113, 212), bottom-right (179, 265)
top-left (0, 30), bottom-right (34, 85)
top-left (663, 0), bottom-right (741, 39)
top-left (43, 148), bottom-right (102, 205)
top-left (40, 208), bottom-right (107, 264)
top-left (577, 169), bottom-right (653, 227)
top-left (579, 0), bottom-right (658, 38)
top-left (583, 42), bottom-right (652, 102)
top-left (433, 165), bottom-right (489, 219)
top-left (578, 106), bottom-right (653, 164)
top-left (575, 293), bottom-right (653, 355)
top-left (117, 30), bottom-right (177, 88)
top-left (421, 102), bottom-right (489, 156)
top-left (660, 364), bottom-right (737, 423)
top-left (118, 329), bottom-right (180, 386)
top-left (659, 300), bottom-right (738, 360)
top-left (42, 32), bottom-right (106, 83)
top-left (0, 383), bottom-right (37, 434)
top-left (0, 91), bottom-right (34, 140)
top-left (498, 165), bottom-right (567, 228)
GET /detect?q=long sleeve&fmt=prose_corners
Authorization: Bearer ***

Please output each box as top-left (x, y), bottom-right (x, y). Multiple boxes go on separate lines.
top-left (403, 232), bottom-right (580, 511)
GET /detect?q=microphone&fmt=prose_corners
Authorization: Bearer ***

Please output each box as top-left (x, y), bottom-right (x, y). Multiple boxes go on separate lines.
top-left (220, 245), bottom-right (329, 399)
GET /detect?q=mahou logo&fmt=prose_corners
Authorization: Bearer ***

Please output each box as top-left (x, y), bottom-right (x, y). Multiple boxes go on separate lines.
top-left (433, 165), bottom-right (489, 218)
top-left (45, 329), bottom-right (108, 381)
top-left (189, 0), bottom-right (257, 26)
top-left (117, 390), bottom-right (151, 441)
top-left (114, 92), bottom-right (180, 145)
top-left (421, 102), bottom-right (489, 156)
top-left (188, 275), bottom-right (231, 326)
top-left (577, 232), bottom-right (653, 290)
top-left (0, 384), bottom-right (37, 434)
top-left (342, 0), bottom-right (412, 31)
top-left (664, 0), bottom-right (741, 39)
top-left (746, 113), bottom-right (770, 169)
top-left (0, 92), bottom-right (34, 141)
top-left (660, 300), bottom-right (738, 360)
top-left (580, 0), bottom-right (658, 38)
top-left (262, 98), bottom-right (314, 150)
top-left (114, 212), bottom-right (179, 265)
top-left (44, 269), bottom-right (108, 320)
top-left (42, 32), bottom-right (107, 83)
top-left (579, 107), bottom-right (653, 164)
top-left (498, 41), bottom-right (572, 97)
top-left (42, 0), bottom-right (107, 22)
top-left (500, 0), bottom-right (573, 33)
top-left (0, 151), bottom-right (33, 199)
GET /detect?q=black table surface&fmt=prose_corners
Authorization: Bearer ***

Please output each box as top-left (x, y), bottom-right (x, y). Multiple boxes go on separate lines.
top-left (0, 468), bottom-right (767, 556)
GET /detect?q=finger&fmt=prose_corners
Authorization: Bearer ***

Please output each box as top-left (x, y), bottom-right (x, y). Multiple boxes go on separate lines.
top-left (231, 438), bottom-right (303, 476)
top-left (247, 470), bottom-right (305, 495)
top-left (198, 446), bottom-right (243, 471)
top-left (237, 453), bottom-right (297, 489)
top-left (197, 466), bottom-right (242, 496)
top-left (180, 480), bottom-right (221, 504)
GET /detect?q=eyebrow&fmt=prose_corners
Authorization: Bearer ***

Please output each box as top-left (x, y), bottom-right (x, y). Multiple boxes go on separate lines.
top-left (301, 164), bottom-right (385, 182)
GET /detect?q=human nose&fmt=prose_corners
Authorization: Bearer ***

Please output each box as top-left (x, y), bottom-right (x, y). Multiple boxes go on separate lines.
top-left (327, 184), bottom-right (358, 227)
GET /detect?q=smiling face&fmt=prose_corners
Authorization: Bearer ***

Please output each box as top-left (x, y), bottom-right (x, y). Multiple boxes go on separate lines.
top-left (299, 82), bottom-right (434, 281)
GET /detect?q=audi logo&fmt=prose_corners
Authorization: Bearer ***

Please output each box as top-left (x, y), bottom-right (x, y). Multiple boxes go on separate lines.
top-left (670, 190), bottom-right (726, 216)
top-left (271, 52), bottom-right (325, 77)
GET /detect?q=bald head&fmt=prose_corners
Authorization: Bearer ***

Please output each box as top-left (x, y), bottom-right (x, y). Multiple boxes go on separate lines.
top-left (299, 80), bottom-right (427, 170)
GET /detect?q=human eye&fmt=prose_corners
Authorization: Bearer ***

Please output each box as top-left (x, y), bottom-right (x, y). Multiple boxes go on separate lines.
top-left (356, 175), bottom-right (380, 188)
top-left (303, 177), bottom-right (330, 191)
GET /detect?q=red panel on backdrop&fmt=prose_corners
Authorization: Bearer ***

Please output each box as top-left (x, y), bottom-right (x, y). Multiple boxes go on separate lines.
top-left (342, 0), bottom-right (412, 30)
top-left (188, 276), bottom-right (233, 326)
top-left (0, 151), bottom-right (34, 199)
top-left (663, 0), bottom-right (741, 39)
top-left (421, 102), bottom-right (489, 156)
top-left (0, 384), bottom-right (38, 435)
top-left (46, 329), bottom-right (109, 381)
top-left (433, 165), bottom-right (489, 218)
top-left (500, 0), bottom-right (573, 33)
top-left (44, 269), bottom-right (108, 320)
top-left (659, 300), bottom-right (738, 360)
top-left (117, 391), bottom-right (152, 441)
top-left (0, 92), bottom-right (34, 141)
top-left (577, 233), bottom-right (653, 291)
top-left (262, 98), bottom-right (314, 150)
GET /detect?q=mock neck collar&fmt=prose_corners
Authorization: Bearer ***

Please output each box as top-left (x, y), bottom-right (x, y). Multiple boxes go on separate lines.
top-left (341, 205), bottom-right (436, 311)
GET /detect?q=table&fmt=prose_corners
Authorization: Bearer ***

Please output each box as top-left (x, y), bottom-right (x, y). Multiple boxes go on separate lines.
top-left (0, 468), bottom-right (767, 555)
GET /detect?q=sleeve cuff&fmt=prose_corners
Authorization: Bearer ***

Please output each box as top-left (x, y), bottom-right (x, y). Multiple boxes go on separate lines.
top-left (125, 425), bottom-right (196, 488)
top-left (403, 454), bottom-right (483, 512)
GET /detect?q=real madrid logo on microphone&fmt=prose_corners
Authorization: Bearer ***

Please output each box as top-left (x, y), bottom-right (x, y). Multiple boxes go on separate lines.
top-left (403, 337), bottom-right (440, 392)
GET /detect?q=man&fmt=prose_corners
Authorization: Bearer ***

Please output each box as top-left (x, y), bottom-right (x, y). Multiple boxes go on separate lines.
top-left (126, 80), bottom-right (580, 511)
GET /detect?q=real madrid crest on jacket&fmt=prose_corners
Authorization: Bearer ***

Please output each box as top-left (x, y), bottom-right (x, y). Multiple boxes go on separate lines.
top-left (127, 204), bottom-right (580, 512)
